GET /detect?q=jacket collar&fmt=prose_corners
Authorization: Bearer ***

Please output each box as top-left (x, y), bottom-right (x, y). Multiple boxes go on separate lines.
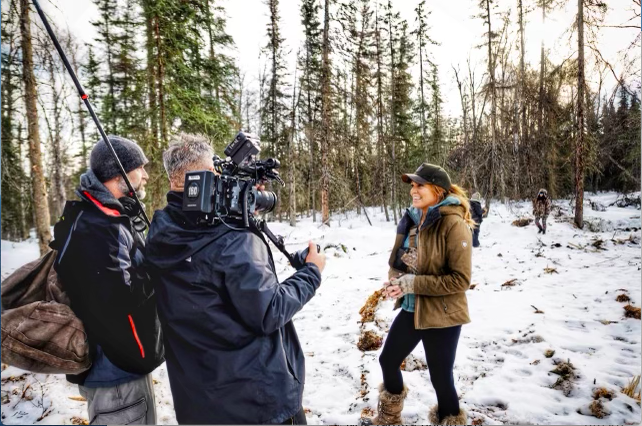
top-left (76, 169), bottom-right (124, 215)
top-left (407, 196), bottom-right (463, 231)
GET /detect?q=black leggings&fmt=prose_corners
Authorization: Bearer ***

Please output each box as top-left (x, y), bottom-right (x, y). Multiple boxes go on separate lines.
top-left (379, 310), bottom-right (462, 421)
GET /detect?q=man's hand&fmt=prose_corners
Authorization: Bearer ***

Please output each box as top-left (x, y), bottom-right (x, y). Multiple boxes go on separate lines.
top-left (305, 241), bottom-right (326, 273)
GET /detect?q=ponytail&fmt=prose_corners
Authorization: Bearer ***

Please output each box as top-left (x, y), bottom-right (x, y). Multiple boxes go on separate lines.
top-left (430, 184), bottom-right (477, 228)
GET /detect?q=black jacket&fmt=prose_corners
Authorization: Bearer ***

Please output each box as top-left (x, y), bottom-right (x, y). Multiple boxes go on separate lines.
top-left (52, 171), bottom-right (164, 385)
top-left (470, 200), bottom-right (484, 225)
top-left (145, 192), bottom-right (322, 424)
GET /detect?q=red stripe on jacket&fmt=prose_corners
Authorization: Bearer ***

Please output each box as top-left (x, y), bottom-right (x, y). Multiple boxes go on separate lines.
top-left (83, 191), bottom-right (121, 217)
top-left (128, 314), bottom-right (145, 358)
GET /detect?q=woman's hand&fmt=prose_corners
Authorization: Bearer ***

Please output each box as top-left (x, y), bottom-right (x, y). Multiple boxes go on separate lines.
top-left (387, 274), bottom-right (416, 298)
top-left (384, 283), bottom-right (403, 299)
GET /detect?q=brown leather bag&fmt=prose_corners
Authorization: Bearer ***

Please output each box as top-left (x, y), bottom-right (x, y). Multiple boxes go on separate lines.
top-left (1, 249), bottom-right (91, 374)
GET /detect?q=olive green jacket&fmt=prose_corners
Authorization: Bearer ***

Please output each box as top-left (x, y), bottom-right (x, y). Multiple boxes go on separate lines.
top-left (388, 205), bottom-right (472, 329)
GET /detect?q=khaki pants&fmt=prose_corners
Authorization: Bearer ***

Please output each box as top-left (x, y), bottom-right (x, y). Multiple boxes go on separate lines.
top-left (79, 374), bottom-right (156, 425)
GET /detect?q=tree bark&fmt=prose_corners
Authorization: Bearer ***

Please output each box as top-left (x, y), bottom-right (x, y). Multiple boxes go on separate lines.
top-left (485, 0), bottom-right (497, 213)
top-left (20, 0), bottom-right (51, 255)
top-left (375, 9), bottom-right (390, 222)
top-left (574, 0), bottom-right (585, 228)
top-left (320, 0), bottom-right (331, 224)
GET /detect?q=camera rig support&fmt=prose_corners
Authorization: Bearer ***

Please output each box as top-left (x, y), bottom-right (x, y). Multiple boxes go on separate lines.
top-left (249, 217), bottom-right (319, 271)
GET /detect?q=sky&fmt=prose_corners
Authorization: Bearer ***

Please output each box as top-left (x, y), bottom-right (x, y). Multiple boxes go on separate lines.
top-left (25, 0), bottom-right (642, 117)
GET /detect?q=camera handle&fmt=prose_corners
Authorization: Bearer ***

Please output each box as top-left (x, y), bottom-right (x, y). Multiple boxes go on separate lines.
top-left (253, 219), bottom-right (319, 271)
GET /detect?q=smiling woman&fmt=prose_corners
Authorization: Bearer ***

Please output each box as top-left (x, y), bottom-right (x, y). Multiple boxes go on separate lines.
top-left (361, 163), bottom-right (475, 426)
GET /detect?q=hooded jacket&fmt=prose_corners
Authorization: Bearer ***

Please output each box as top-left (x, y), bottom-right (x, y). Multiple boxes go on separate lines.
top-left (533, 188), bottom-right (552, 217)
top-left (145, 191), bottom-right (322, 424)
top-left (52, 170), bottom-right (165, 386)
top-left (388, 203), bottom-right (472, 329)
top-left (469, 193), bottom-right (484, 225)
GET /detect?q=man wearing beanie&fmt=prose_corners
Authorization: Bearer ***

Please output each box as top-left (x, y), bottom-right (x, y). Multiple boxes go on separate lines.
top-left (51, 135), bottom-right (164, 424)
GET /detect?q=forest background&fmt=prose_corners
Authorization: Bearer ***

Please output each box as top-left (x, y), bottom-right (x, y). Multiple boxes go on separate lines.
top-left (1, 0), bottom-right (640, 255)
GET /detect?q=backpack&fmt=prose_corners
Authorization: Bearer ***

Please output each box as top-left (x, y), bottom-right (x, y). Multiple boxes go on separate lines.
top-left (1, 204), bottom-right (91, 375)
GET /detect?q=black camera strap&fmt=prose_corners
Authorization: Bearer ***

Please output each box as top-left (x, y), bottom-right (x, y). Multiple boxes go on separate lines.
top-left (249, 218), bottom-right (296, 266)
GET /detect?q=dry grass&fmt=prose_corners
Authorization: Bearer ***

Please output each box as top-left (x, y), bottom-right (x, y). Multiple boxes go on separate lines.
top-left (68, 396), bottom-right (87, 402)
top-left (501, 279), bottom-right (518, 287)
top-left (544, 267), bottom-right (558, 274)
top-left (511, 218), bottom-right (533, 227)
top-left (401, 355), bottom-right (427, 372)
top-left (70, 417), bottom-right (88, 425)
top-left (551, 361), bottom-right (575, 378)
top-left (616, 294), bottom-right (631, 303)
top-left (512, 335), bottom-right (544, 344)
top-left (544, 349), bottom-right (555, 358)
top-left (624, 305), bottom-right (641, 320)
top-left (550, 360), bottom-right (577, 397)
top-left (358, 330), bottom-right (383, 351)
top-left (589, 400), bottom-right (606, 418)
top-left (359, 289), bottom-right (385, 323)
top-left (593, 387), bottom-right (615, 401)
top-left (622, 375), bottom-right (641, 402)
top-left (360, 407), bottom-right (375, 418)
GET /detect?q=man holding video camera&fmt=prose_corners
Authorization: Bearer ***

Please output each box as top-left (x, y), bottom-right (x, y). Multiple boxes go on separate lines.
top-left (145, 133), bottom-right (326, 424)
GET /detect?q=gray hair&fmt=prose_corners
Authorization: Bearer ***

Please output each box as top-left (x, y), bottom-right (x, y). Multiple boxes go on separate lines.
top-left (163, 133), bottom-right (214, 186)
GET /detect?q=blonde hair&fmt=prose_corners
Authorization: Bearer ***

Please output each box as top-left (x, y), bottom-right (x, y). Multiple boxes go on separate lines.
top-left (428, 184), bottom-right (477, 228)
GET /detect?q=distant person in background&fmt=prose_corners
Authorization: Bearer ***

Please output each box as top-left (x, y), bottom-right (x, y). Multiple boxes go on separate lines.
top-left (469, 192), bottom-right (484, 247)
top-left (533, 188), bottom-right (552, 234)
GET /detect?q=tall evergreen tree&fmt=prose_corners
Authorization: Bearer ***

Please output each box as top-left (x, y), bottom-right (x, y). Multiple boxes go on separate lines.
top-left (299, 0), bottom-right (323, 221)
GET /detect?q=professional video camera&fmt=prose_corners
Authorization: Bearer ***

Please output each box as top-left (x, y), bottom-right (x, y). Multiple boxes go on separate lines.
top-left (182, 132), bottom-right (317, 270)
top-left (182, 132), bottom-right (281, 225)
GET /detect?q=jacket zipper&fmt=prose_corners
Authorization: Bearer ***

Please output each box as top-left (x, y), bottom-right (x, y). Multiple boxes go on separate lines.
top-left (415, 215), bottom-right (440, 329)
top-left (441, 297), bottom-right (448, 313)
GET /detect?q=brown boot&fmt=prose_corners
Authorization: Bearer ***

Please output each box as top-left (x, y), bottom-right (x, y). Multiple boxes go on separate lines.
top-left (428, 405), bottom-right (468, 425)
top-left (361, 384), bottom-right (408, 425)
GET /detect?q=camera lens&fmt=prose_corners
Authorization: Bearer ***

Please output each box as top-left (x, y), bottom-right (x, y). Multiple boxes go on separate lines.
top-left (255, 190), bottom-right (278, 213)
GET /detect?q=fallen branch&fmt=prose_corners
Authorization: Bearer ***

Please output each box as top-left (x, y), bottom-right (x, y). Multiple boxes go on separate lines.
top-left (531, 305), bottom-right (544, 314)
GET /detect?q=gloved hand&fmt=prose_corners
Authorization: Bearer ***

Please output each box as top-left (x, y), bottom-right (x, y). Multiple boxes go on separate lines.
top-left (119, 196), bottom-right (144, 218)
top-left (391, 273), bottom-right (415, 296)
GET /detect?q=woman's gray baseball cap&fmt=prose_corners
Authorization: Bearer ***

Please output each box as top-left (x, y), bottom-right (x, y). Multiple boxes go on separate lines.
top-left (401, 163), bottom-right (452, 191)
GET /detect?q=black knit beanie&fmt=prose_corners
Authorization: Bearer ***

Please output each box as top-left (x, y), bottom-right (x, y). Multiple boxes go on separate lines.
top-left (90, 135), bottom-right (148, 182)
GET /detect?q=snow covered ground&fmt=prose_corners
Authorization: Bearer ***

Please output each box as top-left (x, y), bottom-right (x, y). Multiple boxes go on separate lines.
top-left (1, 192), bottom-right (641, 425)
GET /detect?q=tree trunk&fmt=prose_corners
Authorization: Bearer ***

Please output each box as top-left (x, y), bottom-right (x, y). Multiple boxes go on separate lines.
top-left (538, 2), bottom-right (547, 194)
top-left (574, 0), bottom-right (585, 228)
top-left (20, 0), bottom-right (51, 255)
top-left (516, 0), bottom-right (526, 199)
top-left (48, 54), bottom-right (66, 220)
top-left (375, 10), bottom-right (390, 222)
top-left (417, 27), bottom-right (427, 159)
top-left (288, 64), bottom-right (298, 227)
top-left (486, 0), bottom-right (498, 205)
top-left (388, 1), bottom-right (397, 224)
top-left (320, 0), bottom-right (331, 224)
